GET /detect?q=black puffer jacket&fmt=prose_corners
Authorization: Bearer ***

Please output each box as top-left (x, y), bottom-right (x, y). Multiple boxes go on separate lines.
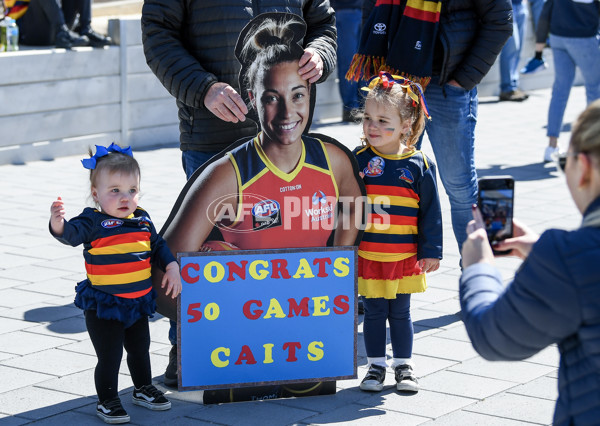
top-left (142, 0), bottom-right (337, 152)
top-left (362, 0), bottom-right (512, 91)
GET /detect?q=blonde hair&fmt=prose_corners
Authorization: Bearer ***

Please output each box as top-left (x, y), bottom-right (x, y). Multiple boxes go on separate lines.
top-left (571, 99), bottom-right (600, 164)
top-left (360, 81), bottom-right (426, 150)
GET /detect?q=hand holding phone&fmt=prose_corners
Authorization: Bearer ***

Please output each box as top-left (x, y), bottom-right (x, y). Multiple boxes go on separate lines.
top-left (492, 218), bottom-right (539, 259)
top-left (477, 176), bottom-right (514, 255)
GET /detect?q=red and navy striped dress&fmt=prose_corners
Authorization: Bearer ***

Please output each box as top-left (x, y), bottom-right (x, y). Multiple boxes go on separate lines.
top-left (354, 145), bottom-right (442, 299)
top-left (52, 207), bottom-right (176, 325)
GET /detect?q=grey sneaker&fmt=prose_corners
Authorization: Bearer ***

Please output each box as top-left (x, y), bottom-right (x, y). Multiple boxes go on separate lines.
top-left (359, 364), bottom-right (386, 392)
top-left (395, 364), bottom-right (419, 392)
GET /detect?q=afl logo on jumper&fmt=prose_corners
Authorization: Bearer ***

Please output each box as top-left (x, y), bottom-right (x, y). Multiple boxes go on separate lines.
top-left (373, 23), bottom-right (386, 34)
top-left (398, 168), bottom-right (415, 184)
top-left (101, 219), bottom-right (123, 229)
top-left (251, 199), bottom-right (282, 230)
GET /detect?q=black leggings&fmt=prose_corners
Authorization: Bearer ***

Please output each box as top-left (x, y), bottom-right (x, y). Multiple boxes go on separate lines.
top-left (85, 310), bottom-right (152, 402)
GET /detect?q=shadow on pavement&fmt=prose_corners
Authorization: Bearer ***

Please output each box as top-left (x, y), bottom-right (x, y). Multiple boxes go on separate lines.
top-left (477, 162), bottom-right (557, 181)
top-left (23, 304), bottom-right (165, 335)
top-left (414, 312), bottom-right (461, 332)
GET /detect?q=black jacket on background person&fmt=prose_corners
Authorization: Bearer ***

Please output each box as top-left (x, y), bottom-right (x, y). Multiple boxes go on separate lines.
top-left (141, 0), bottom-right (337, 153)
top-left (362, 0), bottom-right (513, 91)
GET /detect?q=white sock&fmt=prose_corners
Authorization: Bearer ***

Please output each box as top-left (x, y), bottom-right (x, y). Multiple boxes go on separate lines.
top-left (391, 357), bottom-right (414, 369)
top-left (367, 357), bottom-right (387, 368)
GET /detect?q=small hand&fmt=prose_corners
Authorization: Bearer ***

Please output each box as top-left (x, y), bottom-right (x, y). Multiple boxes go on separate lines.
top-left (50, 196), bottom-right (66, 236)
top-left (162, 262), bottom-right (182, 299)
top-left (419, 258), bottom-right (440, 273)
top-left (493, 218), bottom-right (539, 259)
top-left (204, 82), bottom-right (248, 123)
top-left (298, 48), bottom-right (323, 83)
top-left (446, 79), bottom-right (462, 89)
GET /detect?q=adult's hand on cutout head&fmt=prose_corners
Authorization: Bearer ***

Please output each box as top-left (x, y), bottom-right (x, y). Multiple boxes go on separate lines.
top-left (204, 83), bottom-right (248, 123)
top-left (298, 48), bottom-right (323, 83)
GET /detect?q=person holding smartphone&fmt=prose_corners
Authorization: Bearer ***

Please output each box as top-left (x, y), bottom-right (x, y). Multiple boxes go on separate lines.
top-left (459, 100), bottom-right (600, 425)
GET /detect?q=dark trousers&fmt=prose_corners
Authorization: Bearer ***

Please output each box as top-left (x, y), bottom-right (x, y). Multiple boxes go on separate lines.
top-left (85, 310), bottom-right (152, 402)
top-left (17, 0), bottom-right (91, 46)
top-left (363, 294), bottom-right (413, 359)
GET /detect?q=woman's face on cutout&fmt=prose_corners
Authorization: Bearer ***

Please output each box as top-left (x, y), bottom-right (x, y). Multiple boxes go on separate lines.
top-left (250, 61), bottom-right (310, 147)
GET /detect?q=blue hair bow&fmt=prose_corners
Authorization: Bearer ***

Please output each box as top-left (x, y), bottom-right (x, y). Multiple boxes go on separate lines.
top-left (81, 143), bottom-right (133, 170)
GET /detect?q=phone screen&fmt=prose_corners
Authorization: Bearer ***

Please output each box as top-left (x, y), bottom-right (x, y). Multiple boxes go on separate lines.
top-left (478, 178), bottom-right (514, 253)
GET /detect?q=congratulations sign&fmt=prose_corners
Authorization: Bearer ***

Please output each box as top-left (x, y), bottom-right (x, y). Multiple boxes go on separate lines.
top-left (177, 246), bottom-right (357, 390)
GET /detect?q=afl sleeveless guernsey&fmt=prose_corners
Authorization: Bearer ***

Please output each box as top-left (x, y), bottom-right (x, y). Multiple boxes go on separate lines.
top-left (219, 136), bottom-right (339, 249)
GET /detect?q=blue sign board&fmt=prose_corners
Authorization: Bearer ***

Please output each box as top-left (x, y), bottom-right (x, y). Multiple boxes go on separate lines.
top-left (178, 246), bottom-right (357, 390)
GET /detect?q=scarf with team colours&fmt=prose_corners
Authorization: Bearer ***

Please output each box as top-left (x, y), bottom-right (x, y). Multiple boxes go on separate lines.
top-left (346, 0), bottom-right (442, 89)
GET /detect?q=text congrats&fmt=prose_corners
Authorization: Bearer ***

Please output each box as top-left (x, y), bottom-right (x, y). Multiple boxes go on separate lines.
top-left (178, 247), bottom-right (357, 390)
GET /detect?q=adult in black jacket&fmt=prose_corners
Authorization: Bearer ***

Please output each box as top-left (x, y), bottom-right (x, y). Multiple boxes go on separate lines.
top-left (141, 0), bottom-right (337, 178)
top-left (141, 0), bottom-right (337, 387)
top-left (361, 0), bottom-right (513, 251)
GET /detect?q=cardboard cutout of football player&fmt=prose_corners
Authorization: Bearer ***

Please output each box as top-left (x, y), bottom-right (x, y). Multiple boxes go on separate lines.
top-left (152, 12), bottom-right (365, 402)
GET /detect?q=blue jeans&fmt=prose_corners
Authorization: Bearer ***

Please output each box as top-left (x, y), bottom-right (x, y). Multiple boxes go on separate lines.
top-left (419, 77), bottom-right (478, 251)
top-left (528, 0), bottom-right (545, 29)
top-left (363, 294), bottom-right (413, 359)
top-left (334, 8), bottom-right (362, 111)
top-left (168, 149), bottom-right (220, 346)
top-left (547, 34), bottom-right (600, 138)
top-left (500, 2), bottom-right (528, 93)
top-left (181, 149), bottom-right (220, 180)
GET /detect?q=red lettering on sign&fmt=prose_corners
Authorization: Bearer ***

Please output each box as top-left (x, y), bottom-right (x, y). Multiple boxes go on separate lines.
top-left (333, 295), bottom-right (350, 314)
top-left (227, 260), bottom-right (248, 281)
top-left (243, 300), bottom-right (263, 320)
top-left (181, 263), bottom-right (200, 284)
top-left (288, 297), bottom-right (310, 317)
top-left (234, 345), bottom-right (257, 365)
top-left (187, 303), bottom-right (202, 322)
top-left (313, 257), bottom-right (332, 277)
top-left (271, 258), bottom-right (292, 279)
top-left (283, 342), bottom-right (301, 362)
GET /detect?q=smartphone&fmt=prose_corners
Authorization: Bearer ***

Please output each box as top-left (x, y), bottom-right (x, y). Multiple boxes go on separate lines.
top-left (477, 176), bottom-right (514, 255)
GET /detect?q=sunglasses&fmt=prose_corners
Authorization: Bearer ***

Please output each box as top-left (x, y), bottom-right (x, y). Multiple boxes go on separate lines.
top-left (551, 151), bottom-right (579, 172)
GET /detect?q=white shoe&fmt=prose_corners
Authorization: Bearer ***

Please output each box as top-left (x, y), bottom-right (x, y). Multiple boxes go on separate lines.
top-left (544, 146), bottom-right (559, 163)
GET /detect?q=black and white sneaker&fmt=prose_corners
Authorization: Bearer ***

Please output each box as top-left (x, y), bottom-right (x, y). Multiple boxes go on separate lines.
top-left (395, 364), bottom-right (419, 392)
top-left (132, 384), bottom-right (171, 410)
top-left (359, 364), bottom-right (386, 392)
top-left (96, 397), bottom-right (130, 424)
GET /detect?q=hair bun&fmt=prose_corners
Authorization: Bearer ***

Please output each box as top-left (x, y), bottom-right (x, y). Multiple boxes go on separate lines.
top-left (254, 32), bottom-right (281, 49)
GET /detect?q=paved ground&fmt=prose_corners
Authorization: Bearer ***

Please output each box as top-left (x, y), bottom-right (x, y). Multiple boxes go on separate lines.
top-left (0, 86), bottom-right (588, 425)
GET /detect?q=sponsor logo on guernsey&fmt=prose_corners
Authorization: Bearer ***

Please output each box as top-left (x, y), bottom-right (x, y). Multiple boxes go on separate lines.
top-left (364, 156), bottom-right (385, 177)
top-left (398, 168), bottom-right (415, 184)
top-left (280, 184), bottom-right (302, 192)
top-left (305, 190), bottom-right (334, 222)
top-left (251, 199), bottom-right (282, 230)
top-left (415, 40), bottom-right (422, 50)
top-left (312, 190), bottom-right (327, 205)
top-left (373, 23), bottom-right (386, 34)
top-left (101, 219), bottom-right (123, 229)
